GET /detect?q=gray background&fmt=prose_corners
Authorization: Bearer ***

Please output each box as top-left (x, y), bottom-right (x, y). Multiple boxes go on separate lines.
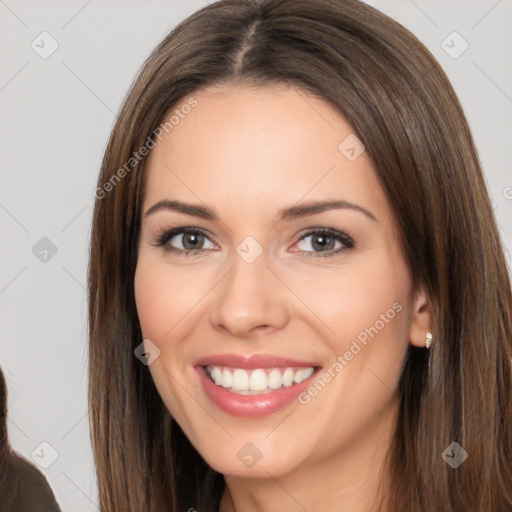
top-left (0, 1), bottom-right (511, 510)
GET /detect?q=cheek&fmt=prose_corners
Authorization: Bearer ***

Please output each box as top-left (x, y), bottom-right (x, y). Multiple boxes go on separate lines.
top-left (134, 263), bottom-right (170, 340)
top-left (289, 256), bottom-right (411, 348)
top-left (134, 258), bottom-right (206, 341)
top-left (133, 259), bottom-right (201, 425)
top-left (290, 259), bottom-right (411, 434)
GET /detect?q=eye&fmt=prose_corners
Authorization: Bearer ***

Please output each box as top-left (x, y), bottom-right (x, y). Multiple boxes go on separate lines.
top-left (152, 227), bottom-right (217, 255)
top-left (292, 228), bottom-right (354, 257)
top-left (152, 226), bottom-right (355, 258)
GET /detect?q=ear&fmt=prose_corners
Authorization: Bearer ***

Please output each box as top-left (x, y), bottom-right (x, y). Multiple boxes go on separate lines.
top-left (408, 286), bottom-right (432, 348)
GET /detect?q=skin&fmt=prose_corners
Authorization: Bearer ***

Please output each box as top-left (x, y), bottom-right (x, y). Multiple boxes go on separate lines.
top-left (134, 83), bottom-right (431, 512)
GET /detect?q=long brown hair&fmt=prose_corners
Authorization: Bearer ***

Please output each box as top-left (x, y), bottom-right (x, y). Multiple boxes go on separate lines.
top-left (0, 367), bottom-right (9, 491)
top-left (87, 0), bottom-right (512, 510)
top-left (0, 367), bottom-right (17, 507)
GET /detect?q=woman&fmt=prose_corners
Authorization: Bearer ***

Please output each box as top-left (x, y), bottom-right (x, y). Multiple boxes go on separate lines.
top-left (87, 0), bottom-right (512, 510)
top-left (0, 367), bottom-right (62, 511)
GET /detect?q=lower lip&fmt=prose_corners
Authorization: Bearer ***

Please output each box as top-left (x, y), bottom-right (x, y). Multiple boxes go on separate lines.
top-left (195, 366), bottom-right (319, 418)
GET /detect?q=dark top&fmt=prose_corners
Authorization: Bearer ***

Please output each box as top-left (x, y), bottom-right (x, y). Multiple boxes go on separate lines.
top-left (1, 454), bottom-right (62, 512)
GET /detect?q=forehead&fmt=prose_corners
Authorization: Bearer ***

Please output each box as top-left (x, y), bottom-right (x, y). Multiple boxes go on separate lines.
top-left (143, 84), bottom-right (387, 223)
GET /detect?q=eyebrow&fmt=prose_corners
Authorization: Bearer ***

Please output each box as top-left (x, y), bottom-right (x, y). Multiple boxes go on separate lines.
top-left (143, 199), bottom-right (377, 223)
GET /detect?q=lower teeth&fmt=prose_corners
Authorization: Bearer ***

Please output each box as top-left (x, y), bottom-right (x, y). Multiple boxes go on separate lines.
top-left (228, 388), bottom-right (279, 395)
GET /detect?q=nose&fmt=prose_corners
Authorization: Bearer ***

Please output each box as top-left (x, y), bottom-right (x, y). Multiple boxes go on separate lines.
top-left (209, 248), bottom-right (290, 339)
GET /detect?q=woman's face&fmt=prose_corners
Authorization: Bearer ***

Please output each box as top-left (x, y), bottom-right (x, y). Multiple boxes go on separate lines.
top-left (134, 83), bottom-right (429, 478)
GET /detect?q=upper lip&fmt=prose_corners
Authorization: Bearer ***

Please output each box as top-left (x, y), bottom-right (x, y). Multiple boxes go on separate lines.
top-left (193, 353), bottom-right (320, 369)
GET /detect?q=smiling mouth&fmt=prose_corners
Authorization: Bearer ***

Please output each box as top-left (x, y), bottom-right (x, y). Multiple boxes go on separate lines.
top-left (204, 365), bottom-right (317, 395)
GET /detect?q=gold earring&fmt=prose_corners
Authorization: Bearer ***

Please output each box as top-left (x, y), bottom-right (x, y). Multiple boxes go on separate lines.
top-left (425, 332), bottom-right (432, 349)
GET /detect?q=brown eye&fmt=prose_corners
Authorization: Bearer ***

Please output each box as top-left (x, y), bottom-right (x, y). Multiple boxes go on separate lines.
top-left (294, 228), bottom-right (354, 257)
top-left (173, 232), bottom-right (206, 250)
top-left (153, 228), bottom-right (216, 254)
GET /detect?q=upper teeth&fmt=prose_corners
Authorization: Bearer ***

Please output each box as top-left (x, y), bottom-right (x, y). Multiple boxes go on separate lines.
top-left (206, 365), bottom-right (315, 394)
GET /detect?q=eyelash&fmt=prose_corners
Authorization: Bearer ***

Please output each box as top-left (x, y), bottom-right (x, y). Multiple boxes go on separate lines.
top-left (151, 226), bottom-right (355, 258)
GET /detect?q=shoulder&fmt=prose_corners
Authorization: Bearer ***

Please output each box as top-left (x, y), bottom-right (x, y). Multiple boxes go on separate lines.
top-left (6, 454), bottom-right (62, 512)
